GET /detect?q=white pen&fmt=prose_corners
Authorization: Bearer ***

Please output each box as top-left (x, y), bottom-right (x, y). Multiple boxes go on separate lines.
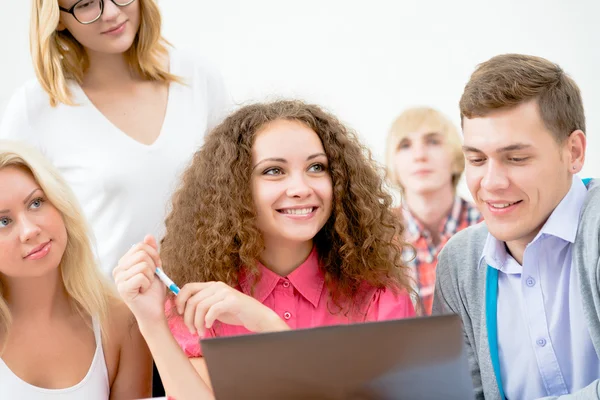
top-left (154, 267), bottom-right (180, 295)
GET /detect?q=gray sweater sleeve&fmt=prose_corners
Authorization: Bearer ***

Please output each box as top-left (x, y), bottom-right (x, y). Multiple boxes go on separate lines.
top-left (433, 241), bottom-right (485, 400)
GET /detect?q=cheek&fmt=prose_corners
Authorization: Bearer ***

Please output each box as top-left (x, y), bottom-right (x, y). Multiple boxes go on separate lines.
top-left (433, 149), bottom-right (454, 169)
top-left (464, 166), bottom-right (481, 191)
top-left (252, 181), bottom-right (280, 214)
top-left (315, 178), bottom-right (333, 208)
top-left (44, 208), bottom-right (68, 243)
top-left (393, 153), bottom-right (411, 179)
top-left (0, 240), bottom-right (21, 275)
top-left (65, 25), bottom-right (97, 49)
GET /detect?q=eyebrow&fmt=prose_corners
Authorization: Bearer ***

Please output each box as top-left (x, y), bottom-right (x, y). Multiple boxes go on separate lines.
top-left (462, 143), bottom-right (532, 153)
top-left (252, 153), bottom-right (327, 170)
top-left (399, 132), bottom-right (442, 141)
top-left (0, 188), bottom-right (41, 214)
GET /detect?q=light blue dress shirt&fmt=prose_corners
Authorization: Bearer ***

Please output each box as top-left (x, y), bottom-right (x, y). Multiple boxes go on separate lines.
top-left (481, 176), bottom-right (600, 399)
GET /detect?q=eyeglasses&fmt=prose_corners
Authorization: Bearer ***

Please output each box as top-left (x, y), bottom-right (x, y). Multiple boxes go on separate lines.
top-left (59, 0), bottom-right (136, 25)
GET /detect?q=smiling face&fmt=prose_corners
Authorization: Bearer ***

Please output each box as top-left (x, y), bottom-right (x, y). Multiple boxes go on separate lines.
top-left (0, 166), bottom-right (67, 281)
top-left (462, 100), bottom-right (584, 248)
top-left (251, 119), bottom-right (333, 247)
top-left (57, 0), bottom-right (140, 55)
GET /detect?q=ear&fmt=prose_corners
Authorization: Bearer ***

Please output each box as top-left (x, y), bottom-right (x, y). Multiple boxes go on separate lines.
top-left (57, 20), bottom-right (66, 31)
top-left (566, 129), bottom-right (586, 174)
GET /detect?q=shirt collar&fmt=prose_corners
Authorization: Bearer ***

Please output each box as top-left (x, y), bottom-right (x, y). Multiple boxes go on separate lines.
top-left (537, 175), bottom-right (587, 244)
top-left (239, 247), bottom-right (325, 308)
top-left (480, 233), bottom-right (522, 274)
top-left (402, 196), bottom-right (463, 240)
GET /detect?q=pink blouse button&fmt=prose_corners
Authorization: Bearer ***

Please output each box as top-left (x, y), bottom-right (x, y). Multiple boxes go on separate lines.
top-left (283, 312), bottom-right (292, 320)
top-left (282, 280), bottom-right (291, 288)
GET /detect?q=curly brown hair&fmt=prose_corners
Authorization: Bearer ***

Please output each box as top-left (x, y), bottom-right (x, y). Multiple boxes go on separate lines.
top-left (160, 100), bottom-right (415, 313)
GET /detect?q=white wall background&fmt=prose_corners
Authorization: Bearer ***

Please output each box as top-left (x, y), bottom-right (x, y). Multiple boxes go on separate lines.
top-left (1, 0), bottom-right (599, 200)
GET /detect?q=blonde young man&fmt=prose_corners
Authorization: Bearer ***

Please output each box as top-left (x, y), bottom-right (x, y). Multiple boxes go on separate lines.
top-left (386, 107), bottom-right (482, 314)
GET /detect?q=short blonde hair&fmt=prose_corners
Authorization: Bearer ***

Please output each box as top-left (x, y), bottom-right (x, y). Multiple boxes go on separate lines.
top-left (30, 0), bottom-right (180, 106)
top-left (385, 107), bottom-right (464, 191)
top-left (0, 140), bottom-right (115, 338)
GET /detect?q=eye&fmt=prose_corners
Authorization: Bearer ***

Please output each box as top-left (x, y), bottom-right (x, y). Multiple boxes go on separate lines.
top-left (0, 217), bottom-right (11, 228)
top-left (468, 158), bottom-right (485, 166)
top-left (426, 137), bottom-right (441, 145)
top-left (30, 197), bottom-right (45, 209)
top-left (509, 157), bottom-right (529, 163)
top-left (75, 0), bottom-right (94, 10)
top-left (308, 163), bottom-right (326, 173)
top-left (263, 167), bottom-right (283, 176)
top-left (397, 141), bottom-right (410, 150)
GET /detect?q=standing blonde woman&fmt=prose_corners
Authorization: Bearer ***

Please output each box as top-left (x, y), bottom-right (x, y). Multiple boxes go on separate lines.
top-left (0, 0), bottom-right (230, 279)
top-left (0, 140), bottom-right (152, 399)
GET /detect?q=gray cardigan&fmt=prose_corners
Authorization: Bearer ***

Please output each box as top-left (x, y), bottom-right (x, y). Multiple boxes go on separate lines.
top-left (432, 178), bottom-right (600, 400)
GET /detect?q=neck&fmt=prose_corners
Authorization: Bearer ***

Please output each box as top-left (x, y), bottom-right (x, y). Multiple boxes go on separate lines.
top-left (83, 50), bottom-right (139, 89)
top-left (504, 176), bottom-right (574, 265)
top-left (259, 239), bottom-right (314, 276)
top-left (404, 184), bottom-right (455, 245)
top-left (2, 268), bottom-right (71, 321)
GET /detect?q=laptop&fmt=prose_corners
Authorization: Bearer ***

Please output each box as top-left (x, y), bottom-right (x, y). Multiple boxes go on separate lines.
top-left (201, 314), bottom-right (474, 400)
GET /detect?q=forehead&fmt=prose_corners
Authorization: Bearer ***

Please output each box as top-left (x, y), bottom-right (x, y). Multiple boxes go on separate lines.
top-left (462, 101), bottom-right (555, 151)
top-left (0, 166), bottom-right (38, 203)
top-left (252, 120), bottom-right (325, 158)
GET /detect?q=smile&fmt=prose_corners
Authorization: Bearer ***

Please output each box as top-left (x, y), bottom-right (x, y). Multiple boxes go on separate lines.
top-left (278, 207), bottom-right (316, 215)
top-left (488, 201), bottom-right (521, 209)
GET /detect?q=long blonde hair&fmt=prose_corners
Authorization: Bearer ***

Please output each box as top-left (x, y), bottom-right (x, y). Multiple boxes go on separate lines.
top-left (0, 140), bottom-right (114, 338)
top-left (30, 0), bottom-right (180, 106)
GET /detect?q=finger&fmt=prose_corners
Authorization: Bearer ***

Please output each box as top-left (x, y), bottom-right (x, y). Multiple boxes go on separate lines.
top-left (204, 298), bottom-right (231, 330)
top-left (175, 282), bottom-right (215, 314)
top-left (138, 242), bottom-right (162, 269)
top-left (119, 249), bottom-right (159, 274)
top-left (114, 262), bottom-right (154, 286)
top-left (144, 234), bottom-right (159, 252)
top-left (193, 293), bottom-right (227, 335)
top-left (116, 273), bottom-right (152, 299)
top-left (184, 291), bottom-right (224, 335)
top-left (119, 241), bottom-right (145, 263)
top-left (124, 242), bottom-right (162, 270)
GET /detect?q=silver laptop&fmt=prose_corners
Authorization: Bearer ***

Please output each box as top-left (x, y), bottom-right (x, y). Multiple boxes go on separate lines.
top-left (201, 314), bottom-right (474, 400)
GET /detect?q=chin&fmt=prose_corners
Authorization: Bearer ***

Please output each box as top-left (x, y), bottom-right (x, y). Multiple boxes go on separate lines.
top-left (279, 230), bottom-right (320, 243)
top-left (486, 224), bottom-right (523, 243)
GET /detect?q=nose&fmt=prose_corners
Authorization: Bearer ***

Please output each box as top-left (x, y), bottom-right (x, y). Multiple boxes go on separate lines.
top-left (101, 0), bottom-right (121, 21)
top-left (480, 159), bottom-right (510, 192)
top-left (285, 172), bottom-right (312, 198)
top-left (412, 141), bottom-right (427, 162)
top-left (19, 215), bottom-right (42, 244)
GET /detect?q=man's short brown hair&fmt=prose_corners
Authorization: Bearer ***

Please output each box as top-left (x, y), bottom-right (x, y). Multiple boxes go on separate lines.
top-left (460, 54), bottom-right (585, 143)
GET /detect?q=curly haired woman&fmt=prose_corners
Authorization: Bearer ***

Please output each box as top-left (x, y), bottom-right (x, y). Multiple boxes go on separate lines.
top-left (113, 100), bottom-right (416, 399)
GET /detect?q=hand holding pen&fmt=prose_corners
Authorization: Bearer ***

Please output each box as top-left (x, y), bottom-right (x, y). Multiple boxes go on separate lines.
top-left (113, 234), bottom-right (173, 327)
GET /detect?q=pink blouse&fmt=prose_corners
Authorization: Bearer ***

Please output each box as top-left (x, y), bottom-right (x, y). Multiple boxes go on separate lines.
top-left (167, 248), bottom-right (415, 357)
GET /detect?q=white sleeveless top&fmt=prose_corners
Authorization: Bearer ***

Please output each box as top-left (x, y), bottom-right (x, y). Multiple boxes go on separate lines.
top-left (0, 318), bottom-right (110, 399)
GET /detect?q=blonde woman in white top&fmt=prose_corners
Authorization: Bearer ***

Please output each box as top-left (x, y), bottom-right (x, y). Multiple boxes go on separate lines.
top-left (0, 0), bottom-right (231, 277)
top-left (0, 140), bottom-right (152, 399)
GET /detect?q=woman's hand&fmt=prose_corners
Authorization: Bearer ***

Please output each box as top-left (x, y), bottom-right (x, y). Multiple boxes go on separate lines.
top-left (175, 281), bottom-right (289, 336)
top-left (113, 235), bottom-right (167, 329)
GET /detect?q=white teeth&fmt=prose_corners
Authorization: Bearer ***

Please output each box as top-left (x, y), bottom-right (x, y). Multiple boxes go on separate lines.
top-left (282, 208), bottom-right (314, 215)
top-left (490, 202), bottom-right (515, 209)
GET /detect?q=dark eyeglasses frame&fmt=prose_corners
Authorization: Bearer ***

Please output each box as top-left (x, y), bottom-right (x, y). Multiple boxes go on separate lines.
top-left (59, 0), bottom-right (136, 25)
